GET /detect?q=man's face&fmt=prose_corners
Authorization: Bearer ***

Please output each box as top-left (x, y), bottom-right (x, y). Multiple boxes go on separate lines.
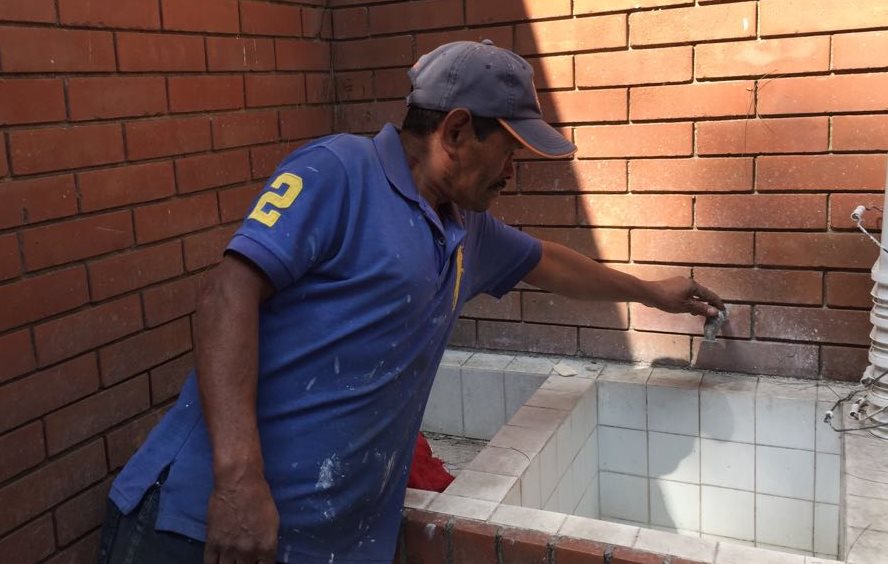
top-left (448, 126), bottom-right (521, 212)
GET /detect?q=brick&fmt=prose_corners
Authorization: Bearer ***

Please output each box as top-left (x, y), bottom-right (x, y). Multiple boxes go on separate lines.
top-left (302, 6), bottom-right (331, 40)
top-left (693, 338), bottom-right (818, 378)
top-left (631, 303), bottom-right (751, 338)
top-left (490, 195), bottom-right (576, 226)
top-left (693, 267), bottom-right (822, 305)
top-left (184, 224), bottom-right (238, 271)
top-left (833, 115), bottom-right (888, 151)
top-left (336, 100), bottom-right (405, 135)
top-left (500, 527), bottom-right (549, 563)
top-left (525, 227), bottom-right (629, 261)
top-left (402, 509), bottom-right (449, 564)
top-left (612, 263), bottom-right (692, 282)
top-left (60, 0), bottom-right (160, 29)
top-left (831, 193), bottom-right (882, 230)
top-left (0, 354), bottom-right (99, 433)
top-left (630, 2), bottom-right (756, 46)
top-left (240, 0), bottom-right (302, 37)
top-left (524, 293), bottom-right (628, 329)
top-left (833, 30), bottom-right (888, 71)
top-left (0, 174), bottom-right (77, 229)
top-left (281, 106), bottom-right (333, 140)
top-left (696, 194), bottom-right (826, 229)
top-left (251, 144), bottom-right (299, 179)
top-left (760, 0), bottom-right (888, 36)
top-left (757, 233), bottom-right (877, 269)
top-left (88, 241), bottom-right (184, 301)
top-left (416, 26), bottom-right (514, 55)
top-left (539, 89), bottom-right (627, 124)
top-left (822, 345), bottom-right (869, 383)
top-left (276, 39), bottom-right (330, 71)
top-left (53, 478), bottom-right (113, 546)
top-left (207, 37), bottom-right (275, 71)
top-left (370, 0), bottom-right (462, 35)
top-left (0, 137), bottom-right (7, 177)
top-left (461, 293), bottom-right (521, 321)
top-left (0, 0), bottom-right (55, 23)
top-left (0, 330), bottom-right (34, 384)
top-left (333, 36), bottom-right (414, 70)
top-left (372, 68), bottom-right (410, 101)
top-left (0, 515), bottom-right (54, 564)
top-left (826, 272), bottom-right (872, 309)
top-left (629, 158), bottom-right (752, 192)
top-left (168, 75), bottom-right (244, 113)
top-left (757, 155), bottom-right (887, 191)
top-left (126, 116), bottom-right (212, 161)
top-left (99, 318), bottom-right (191, 386)
top-left (0, 78), bottom-right (66, 125)
top-left (0, 422), bottom-right (45, 483)
top-left (696, 36), bottom-right (830, 79)
top-left (212, 110), bottom-right (279, 149)
top-left (176, 149), bottom-right (251, 193)
top-left (10, 123), bottom-right (124, 175)
top-left (333, 7), bottom-right (368, 39)
top-left (69, 76), bottom-right (166, 121)
top-left (697, 117), bottom-right (828, 155)
top-left (143, 276), bottom-right (199, 328)
top-left (246, 74), bottom-right (306, 108)
top-left (161, 0), bottom-right (239, 33)
top-left (106, 409), bottom-right (165, 470)
top-left (575, 0), bottom-right (692, 14)
top-left (466, 0), bottom-right (571, 24)
top-left (0, 27), bottom-right (115, 73)
top-left (306, 72), bottom-right (336, 103)
top-left (0, 234), bottom-right (20, 281)
top-left (518, 160), bottom-right (626, 193)
top-left (758, 73), bottom-right (888, 115)
top-left (515, 15), bottom-right (626, 55)
top-left (633, 230), bottom-right (753, 265)
top-left (448, 318), bottom-right (476, 348)
top-left (579, 194), bottom-right (691, 227)
top-left (117, 32), bottom-right (206, 71)
top-left (21, 211), bottom-right (134, 272)
top-left (554, 536), bottom-right (606, 564)
top-left (0, 439), bottom-right (106, 535)
top-left (150, 352), bottom-right (194, 404)
top-left (529, 55), bottom-right (574, 90)
top-left (612, 546), bottom-right (666, 564)
top-left (135, 193), bottom-right (219, 244)
top-left (34, 297), bottom-right (143, 367)
top-left (0, 267), bottom-right (89, 332)
top-left (576, 123), bottom-right (692, 158)
top-left (631, 81), bottom-right (754, 120)
top-left (46, 375), bottom-right (150, 455)
top-left (576, 46), bottom-right (692, 87)
top-left (756, 306), bottom-right (869, 346)
top-left (582, 327), bottom-right (690, 364)
top-left (478, 321), bottom-right (578, 355)
top-left (220, 183), bottom-right (263, 221)
top-left (45, 530), bottom-right (100, 564)
top-left (451, 518), bottom-right (498, 564)
top-left (79, 161), bottom-right (176, 212)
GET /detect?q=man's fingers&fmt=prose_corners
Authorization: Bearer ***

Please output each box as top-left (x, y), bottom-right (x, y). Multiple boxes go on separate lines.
top-left (692, 282), bottom-right (724, 311)
top-left (203, 545), bottom-right (220, 564)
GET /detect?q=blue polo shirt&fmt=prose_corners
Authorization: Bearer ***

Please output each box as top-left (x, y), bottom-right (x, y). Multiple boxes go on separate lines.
top-left (109, 124), bottom-right (541, 563)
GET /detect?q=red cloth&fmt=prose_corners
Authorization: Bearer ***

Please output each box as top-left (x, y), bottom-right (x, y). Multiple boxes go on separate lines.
top-left (407, 433), bottom-right (454, 492)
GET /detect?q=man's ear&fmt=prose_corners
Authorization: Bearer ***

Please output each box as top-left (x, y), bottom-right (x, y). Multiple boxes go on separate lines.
top-left (439, 108), bottom-right (473, 156)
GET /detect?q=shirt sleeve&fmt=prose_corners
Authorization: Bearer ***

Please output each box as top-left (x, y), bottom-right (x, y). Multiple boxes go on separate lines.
top-left (464, 212), bottom-right (542, 300)
top-left (226, 146), bottom-right (350, 291)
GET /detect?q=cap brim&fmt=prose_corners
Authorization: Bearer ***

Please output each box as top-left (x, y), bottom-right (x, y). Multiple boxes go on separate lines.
top-left (498, 118), bottom-right (577, 158)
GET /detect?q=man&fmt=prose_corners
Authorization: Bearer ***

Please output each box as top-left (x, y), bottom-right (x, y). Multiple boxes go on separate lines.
top-left (99, 40), bottom-right (723, 564)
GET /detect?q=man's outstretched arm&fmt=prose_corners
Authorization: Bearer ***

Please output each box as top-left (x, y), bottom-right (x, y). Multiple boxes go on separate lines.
top-left (195, 253), bottom-right (278, 564)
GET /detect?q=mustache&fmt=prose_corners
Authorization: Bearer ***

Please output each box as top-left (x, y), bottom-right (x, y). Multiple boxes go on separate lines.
top-left (490, 180), bottom-right (508, 191)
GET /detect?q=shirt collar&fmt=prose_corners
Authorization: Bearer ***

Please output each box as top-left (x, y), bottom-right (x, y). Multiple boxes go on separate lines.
top-left (373, 123), bottom-right (422, 204)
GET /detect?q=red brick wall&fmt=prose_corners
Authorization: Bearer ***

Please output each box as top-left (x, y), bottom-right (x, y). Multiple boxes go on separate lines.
top-left (329, 0), bottom-right (886, 382)
top-left (0, 1), bottom-right (331, 561)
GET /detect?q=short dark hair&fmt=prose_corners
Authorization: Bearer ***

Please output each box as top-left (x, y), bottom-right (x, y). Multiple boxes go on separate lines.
top-left (402, 105), bottom-right (503, 141)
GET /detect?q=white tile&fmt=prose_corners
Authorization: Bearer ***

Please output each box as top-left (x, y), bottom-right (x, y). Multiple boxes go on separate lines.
top-left (568, 405), bottom-right (591, 463)
top-left (508, 405), bottom-right (567, 432)
top-left (442, 348), bottom-right (473, 366)
top-left (505, 372), bottom-right (548, 421)
top-left (404, 488), bottom-right (437, 510)
top-left (845, 527), bottom-right (888, 564)
top-left (599, 426), bottom-right (647, 476)
top-left (649, 367), bottom-right (703, 388)
top-left (569, 458), bottom-right (587, 509)
top-left (757, 446), bottom-right (815, 500)
top-left (846, 494), bottom-right (888, 532)
top-left (648, 385), bottom-right (699, 436)
top-left (700, 372), bottom-right (758, 393)
top-left (576, 431), bottom-right (596, 492)
top-left (557, 467), bottom-right (575, 513)
top-left (715, 541), bottom-right (805, 564)
top-left (556, 418), bottom-right (574, 476)
top-left (815, 401), bottom-right (842, 454)
top-left (505, 355), bottom-right (555, 375)
top-left (464, 352), bottom-right (513, 370)
top-left (701, 439), bottom-right (754, 491)
top-left (701, 486), bottom-right (755, 541)
top-left (489, 424), bottom-right (551, 455)
top-left (814, 503), bottom-right (839, 557)
top-left (489, 504), bottom-right (566, 535)
top-left (576, 478), bottom-right (599, 519)
top-left (525, 388), bottom-right (579, 411)
top-left (427, 493), bottom-right (498, 520)
top-left (503, 479), bottom-right (521, 506)
top-left (755, 543), bottom-right (812, 556)
top-left (465, 446), bottom-right (531, 477)
top-left (758, 377), bottom-right (819, 400)
top-left (559, 515), bottom-right (640, 547)
top-left (543, 491), bottom-right (557, 512)
top-left (701, 534), bottom-right (754, 547)
top-left (422, 364), bottom-right (463, 435)
top-left (598, 380), bottom-right (647, 430)
top-left (649, 432), bottom-right (700, 483)
top-left (652, 525), bottom-right (702, 538)
top-left (578, 386), bottom-right (598, 432)
top-left (540, 437), bottom-right (559, 502)
top-left (520, 456), bottom-right (542, 509)
top-left (756, 395), bottom-right (816, 450)
top-left (815, 453), bottom-right (840, 504)
top-left (600, 472), bottom-right (648, 523)
top-left (634, 528), bottom-right (717, 562)
top-left (650, 479), bottom-right (700, 531)
top-left (555, 358), bottom-right (604, 379)
top-left (599, 363), bottom-right (651, 384)
top-left (808, 557), bottom-right (843, 564)
top-left (461, 367), bottom-right (505, 439)
top-left (444, 469), bottom-right (516, 503)
top-left (701, 388), bottom-right (756, 443)
top-left (542, 374), bottom-right (594, 394)
top-left (756, 494), bottom-right (814, 552)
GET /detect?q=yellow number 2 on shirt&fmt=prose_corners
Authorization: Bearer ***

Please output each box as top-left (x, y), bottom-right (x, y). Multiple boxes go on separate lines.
top-left (247, 173), bottom-right (304, 228)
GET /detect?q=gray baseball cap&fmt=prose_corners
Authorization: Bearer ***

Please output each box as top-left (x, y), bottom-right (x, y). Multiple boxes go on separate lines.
top-left (407, 40), bottom-right (577, 159)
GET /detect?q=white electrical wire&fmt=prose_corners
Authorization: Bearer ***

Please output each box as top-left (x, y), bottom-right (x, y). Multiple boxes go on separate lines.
top-left (853, 206), bottom-right (888, 254)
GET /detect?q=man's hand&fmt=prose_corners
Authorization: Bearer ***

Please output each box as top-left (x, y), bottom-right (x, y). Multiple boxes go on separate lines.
top-left (204, 474), bottom-right (279, 564)
top-left (644, 276), bottom-right (724, 318)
